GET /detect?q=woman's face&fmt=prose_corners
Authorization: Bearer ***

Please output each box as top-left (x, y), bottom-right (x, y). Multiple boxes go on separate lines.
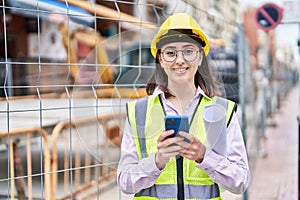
top-left (159, 42), bottom-right (203, 86)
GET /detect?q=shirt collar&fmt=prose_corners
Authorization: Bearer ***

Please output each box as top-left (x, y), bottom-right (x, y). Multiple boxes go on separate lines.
top-left (153, 85), bottom-right (212, 100)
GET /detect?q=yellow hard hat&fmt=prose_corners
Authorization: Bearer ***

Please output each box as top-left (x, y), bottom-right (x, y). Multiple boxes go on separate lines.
top-left (151, 13), bottom-right (210, 57)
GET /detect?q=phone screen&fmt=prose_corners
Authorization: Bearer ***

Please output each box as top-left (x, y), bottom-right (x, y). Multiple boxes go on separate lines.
top-left (165, 115), bottom-right (189, 137)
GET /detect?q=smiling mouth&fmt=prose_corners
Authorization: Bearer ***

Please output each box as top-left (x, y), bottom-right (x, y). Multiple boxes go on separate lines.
top-left (172, 67), bottom-right (189, 72)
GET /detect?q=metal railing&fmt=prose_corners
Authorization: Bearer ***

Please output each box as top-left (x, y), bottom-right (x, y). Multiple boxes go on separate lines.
top-left (0, 127), bottom-right (51, 200)
top-left (50, 113), bottom-right (126, 200)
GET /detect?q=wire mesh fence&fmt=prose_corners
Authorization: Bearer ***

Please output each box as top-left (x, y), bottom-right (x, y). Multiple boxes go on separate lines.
top-left (2, 0), bottom-right (242, 199)
top-left (2, 0), bottom-right (297, 199)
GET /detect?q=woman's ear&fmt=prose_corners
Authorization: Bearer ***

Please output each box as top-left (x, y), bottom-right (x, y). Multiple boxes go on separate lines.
top-left (199, 49), bottom-right (204, 57)
top-left (198, 50), bottom-right (204, 63)
top-left (158, 54), bottom-right (163, 66)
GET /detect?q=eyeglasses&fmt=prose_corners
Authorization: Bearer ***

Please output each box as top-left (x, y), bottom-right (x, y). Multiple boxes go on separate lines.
top-left (161, 48), bottom-right (199, 62)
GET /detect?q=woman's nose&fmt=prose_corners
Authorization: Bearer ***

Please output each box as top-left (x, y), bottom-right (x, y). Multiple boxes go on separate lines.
top-left (175, 51), bottom-right (185, 64)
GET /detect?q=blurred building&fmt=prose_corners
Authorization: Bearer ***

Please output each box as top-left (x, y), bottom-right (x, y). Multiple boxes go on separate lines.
top-left (1, 0), bottom-right (245, 97)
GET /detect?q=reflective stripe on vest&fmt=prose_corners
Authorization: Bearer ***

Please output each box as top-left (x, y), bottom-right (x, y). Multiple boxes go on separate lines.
top-left (135, 183), bottom-right (220, 199)
top-left (135, 97), bottom-right (149, 158)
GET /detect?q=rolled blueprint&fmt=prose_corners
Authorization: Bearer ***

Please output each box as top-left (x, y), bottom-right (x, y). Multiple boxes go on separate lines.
top-left (202, 104), bottom-right (227, 156)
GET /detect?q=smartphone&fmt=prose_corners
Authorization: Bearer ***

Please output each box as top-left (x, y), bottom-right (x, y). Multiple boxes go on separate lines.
top-left (165, 115), bottom-right (189, 137)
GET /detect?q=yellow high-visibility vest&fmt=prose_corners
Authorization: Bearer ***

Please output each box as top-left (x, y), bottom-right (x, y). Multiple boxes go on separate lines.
top-left (126, 94), bottom-right (237, 200)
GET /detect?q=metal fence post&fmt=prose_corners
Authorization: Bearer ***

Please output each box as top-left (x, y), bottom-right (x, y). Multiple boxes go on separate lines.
top-left (238, 23), bottom-right (248, 200)
top-left (298, 114), bottom-right (300, 199)
top-left (297, 23), bottom-right (300, 199)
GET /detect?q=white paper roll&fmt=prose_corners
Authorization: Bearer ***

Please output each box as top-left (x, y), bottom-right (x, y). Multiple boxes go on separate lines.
top-left (202, 104), bottom-right (227, 156)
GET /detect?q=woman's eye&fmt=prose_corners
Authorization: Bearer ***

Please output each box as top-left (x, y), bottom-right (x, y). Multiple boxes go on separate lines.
top-left (166, 51), bottom-right (175, 56)
top-left (184, 49), bottom-right (194, 54)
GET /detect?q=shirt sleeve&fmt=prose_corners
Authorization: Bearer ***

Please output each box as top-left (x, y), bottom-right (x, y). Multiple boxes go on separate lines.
top-left (117, 118), bottom-right (162, 194)
top-left (197, 113), bottom-right (250, 194)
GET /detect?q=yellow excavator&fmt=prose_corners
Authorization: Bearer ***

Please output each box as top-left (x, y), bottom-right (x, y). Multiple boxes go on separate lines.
top-left (58, 0), bottom-right (155, 98)
top-left (59, 23), bottom-right (114, 84)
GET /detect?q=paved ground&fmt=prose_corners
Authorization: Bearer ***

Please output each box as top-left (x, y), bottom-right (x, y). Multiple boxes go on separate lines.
top-left (223, 86), bottom-right (299, 200)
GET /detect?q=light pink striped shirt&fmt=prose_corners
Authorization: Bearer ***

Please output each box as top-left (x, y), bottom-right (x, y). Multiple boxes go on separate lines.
top-left (117, 86), bottom-right (250, 195)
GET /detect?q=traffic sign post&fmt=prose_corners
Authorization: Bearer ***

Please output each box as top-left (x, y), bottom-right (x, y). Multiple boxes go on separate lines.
top-left (255, 3), bottom-right (283, 31)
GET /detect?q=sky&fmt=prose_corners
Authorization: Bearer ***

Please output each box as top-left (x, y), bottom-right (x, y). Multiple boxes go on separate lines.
top-left (276, 24), bottom-right (299, 63)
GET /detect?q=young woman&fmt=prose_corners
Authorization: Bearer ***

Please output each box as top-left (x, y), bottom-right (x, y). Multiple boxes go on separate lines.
top-left (117, 13), bottom-right (250, 200)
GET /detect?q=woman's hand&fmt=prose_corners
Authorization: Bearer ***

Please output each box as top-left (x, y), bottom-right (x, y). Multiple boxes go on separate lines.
top-left (177, 131), bottom-right (206, 163)
top-left (155, 130), bottom-right (185, 170)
